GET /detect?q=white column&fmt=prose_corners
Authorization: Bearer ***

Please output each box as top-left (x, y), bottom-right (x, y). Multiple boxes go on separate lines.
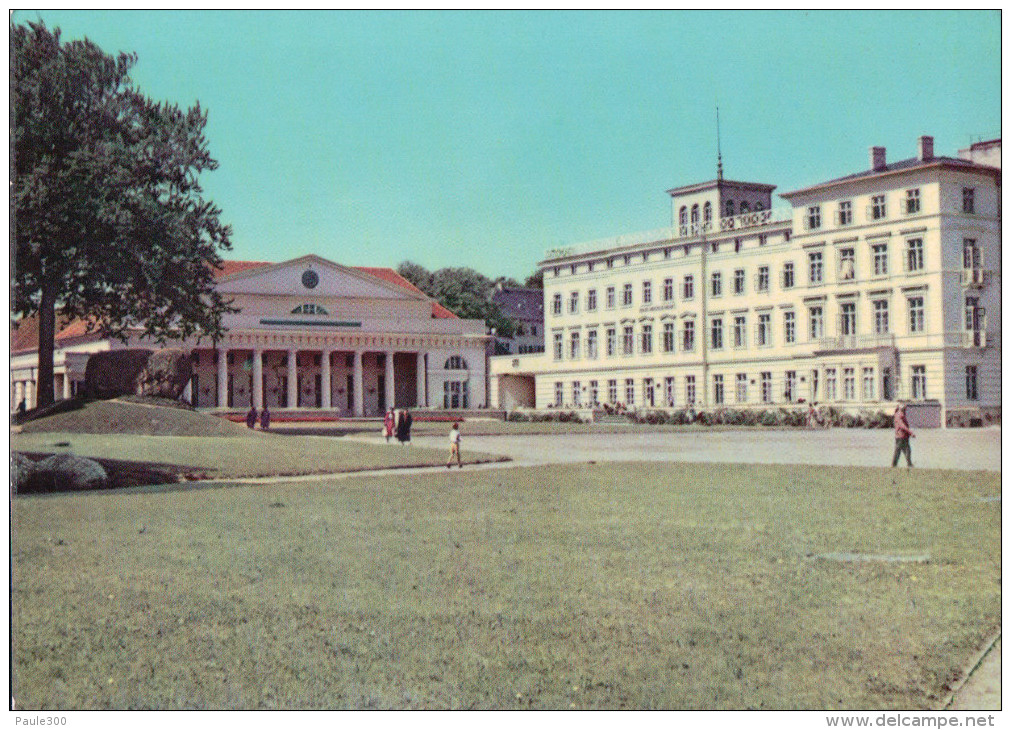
top-left (25, 380), bottom-right (34, 410)
top-left (252, 348), bottom-right (264, 410)
top-left (217, 348), bottom-right (229, 407)
top-left (287, 349), bottom-right (298, 409)
top-left (385, 350), bottom-right (396, 410)
top-left (15, 381), bottom-right (24, 409)
top-left (62, 372), bottom-right (71, 400)
top-left (182, 379), bottom-right (192, 404)
top-left (353, 350), bottom-right (364, 416)
top-left (321, 349), bottom-right (332, 410)
top-left (416, 351), bottom-right (426, 407)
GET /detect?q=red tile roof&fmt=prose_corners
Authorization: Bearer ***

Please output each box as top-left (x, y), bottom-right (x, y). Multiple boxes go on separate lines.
top-left (11, 314), bottom-right (101, 353)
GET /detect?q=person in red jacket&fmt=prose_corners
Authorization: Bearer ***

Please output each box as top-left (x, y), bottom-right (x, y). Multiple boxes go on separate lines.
top-left (891, 402), bottom-right (915, 468)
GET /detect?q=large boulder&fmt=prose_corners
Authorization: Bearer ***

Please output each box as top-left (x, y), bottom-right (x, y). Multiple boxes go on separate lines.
top-left (29, 453), bottom-right (108, 492)
top-left (83, 348), bottom-right (193, 400)
top-left (12, 453), bottom-right (36, 494)
top-left (136, 349), bottom-right (193, 400)
top-left (83, 349), bottom-right (153, 399)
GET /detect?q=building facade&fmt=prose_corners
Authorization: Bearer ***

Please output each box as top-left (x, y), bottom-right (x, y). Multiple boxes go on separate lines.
top-left (12, 255), bottom-right (490, 414)
top-left (490, 283), bottom-right (545, 355)
top-left (490, 135), bottom-right (1001, 426)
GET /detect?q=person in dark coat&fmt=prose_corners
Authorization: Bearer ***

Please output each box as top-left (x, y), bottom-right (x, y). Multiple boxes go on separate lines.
top-left (260, 406), bottom-right (270, 430)
top-left (396, 408), bottom-right (413, 445)
top-left (246, 406), bottom-right (258, 429)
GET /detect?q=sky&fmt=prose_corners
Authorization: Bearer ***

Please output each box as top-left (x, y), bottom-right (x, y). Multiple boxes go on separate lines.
top-left (16, 10), bottom-right (1001, 281)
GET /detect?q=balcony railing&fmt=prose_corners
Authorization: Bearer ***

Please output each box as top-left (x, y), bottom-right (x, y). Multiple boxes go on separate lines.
top-left (816, 333), bottom-right (896, 351)
top-left (959, 268), bottom-right (990, 288)
top-left (543, 208), bottom-right (791, 261)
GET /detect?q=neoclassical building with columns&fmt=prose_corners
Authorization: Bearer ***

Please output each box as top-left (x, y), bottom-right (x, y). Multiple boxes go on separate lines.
top-left (11, 255), bottom-right (490, 415)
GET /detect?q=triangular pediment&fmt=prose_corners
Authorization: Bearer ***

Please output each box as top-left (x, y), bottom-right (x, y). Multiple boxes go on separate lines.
top-left (216, 255), bottom-right (425, 301)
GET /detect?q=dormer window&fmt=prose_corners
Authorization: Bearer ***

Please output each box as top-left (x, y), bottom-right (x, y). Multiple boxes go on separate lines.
top-left (292, 303), bottom-right (329, 315)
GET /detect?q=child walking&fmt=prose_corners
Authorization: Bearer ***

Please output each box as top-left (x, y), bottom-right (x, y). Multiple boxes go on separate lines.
top-left (447, 422), bottom-right (463, 468)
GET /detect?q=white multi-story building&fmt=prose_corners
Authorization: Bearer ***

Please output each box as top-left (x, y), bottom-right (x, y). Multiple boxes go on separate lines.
top-left (490, 135), bottom-right (1000, 427)
top-left (12, 255), bottom-right (490, 414)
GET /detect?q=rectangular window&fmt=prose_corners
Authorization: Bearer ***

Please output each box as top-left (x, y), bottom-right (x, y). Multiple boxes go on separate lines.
top-left (569, 291), bottom-right (579, 314)
top-left (663, 321), bottom-right (675, 353)
top-left (713, 374), bottom-right (725, 405)
top-left (663, 277), bottom-right (674, 302)
top-left (587, 289), bottom-right (597, 312)
top-left (908, 297), bottom-right (925, 333)
top-left (735, 373), bottom-right (748, 403)
top-left (683, 275), bottom-right (694, 300)
top-left (607, 379), bottom-right (618, 404)
top-left (733, 315), bottom-right (747, 349)
top-left (825, 368), bottom-right (838, 400)
top-left (839, 248), bottom-right (855, 281)
top-left (589, 380), bottom-right (599, 406)
top-left (554, 382), bottom-right (563, 406)
top-left (965, 366), bottom-right (978, 400)
top-left (685, 375), bottom-right (696, 405)
top-left (569, 331), bottom-right (580, 360)
top-left (622, 283), bottom-right (633, 306)
top-left (872, 243), bottom-right (888, 276)
top-left (587, 329), bottom-right (598, 359)
top-left (782, 262), bottom-right (795, 289)
top-left (757, 313), bottom-right (771, 346)
top-left (863, 367), bottom-right (875, 400)
top-left (756, 266), bottom-right (770, 292)
top-left (911, 365), bottom-right (927, 400)
top-left (664, 377), bottom-right (675, 407)
top-left (809, 251), bottom-right (824, 285)
top-left (809, 306), bottom-right (824, 339)
top-left (843, 368), bottom-right (855, 400)
top-left (622, 325), bottom-right (634, 356)
top-left (964, 295), bottom-right (982, 332)
top-left (553, 332), bottom-right (563, 361)
top-left (838, 200), bottom-right (853, 225)
top-left (963, 239), bottom-right (980, 269)
top-left (807, 205), bottom-right (822, 230)
top-left (711, 272), bottom-right (722, 298)
top-left (641, 323), bottom-right (653, 354)
top-left (606, 327), bottom-right (616, 357)
top-left (710, 317), bottom-right (723, 350)
top-left (606, 286), bottom-right (616, 309)
top-left (642, 281), bottom-right (652, 304)
top-left (682, 320), bottom-right (695, 352)
top-left (962, 187), bottom-right (975, 214)
top-left (906, 238), bottom-right (924, 272)
top-left (625, 378), bottom-right (635, 406)
top-left (552, 294), bottom-right (562, 315)
top-left (873, 300), bottom-right (889, 334)
top-left (840, 302), bottom-right (856, 336)
top-left (870, 194), bottom-right (887, 220)
top-left (761, 372), bottom-right (772, 404)
top-left (785, 371), bottom-right (796, 402)
top-left (572, 381), bottom-right (582, 407)
top-left (905, 188), bottom-right (921, 214)
top-left (784, 311), bottom-right (796, 344)
top-left (734, 269), bottom-right (745, 295)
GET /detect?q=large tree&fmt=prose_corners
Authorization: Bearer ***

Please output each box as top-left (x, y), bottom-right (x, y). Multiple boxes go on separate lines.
top-left (12, 22), bottom-right (233, 408)
top-left (396, 261), bottom-right (516, 338)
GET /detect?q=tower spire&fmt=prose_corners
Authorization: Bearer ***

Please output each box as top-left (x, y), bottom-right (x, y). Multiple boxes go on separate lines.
top-left (716, 103), bottom-right (724, 181)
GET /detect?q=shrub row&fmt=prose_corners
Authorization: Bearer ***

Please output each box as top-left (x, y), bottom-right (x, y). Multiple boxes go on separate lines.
top-left (627, 407), bottom-right (893, 428)
top-left (507, 410), bottom-right (582, 423)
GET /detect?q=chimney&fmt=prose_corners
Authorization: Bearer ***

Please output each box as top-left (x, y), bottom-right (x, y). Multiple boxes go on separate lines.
top-left (870, 146), bottom-right (887, 171)
top-left (918, 135), bottom-right (934, 161)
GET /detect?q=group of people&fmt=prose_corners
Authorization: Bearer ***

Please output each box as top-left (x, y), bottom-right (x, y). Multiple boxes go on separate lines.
top-left (382, 408), bottom-right (414, 445)
top-left (245, 405), bottom-right (270, 430)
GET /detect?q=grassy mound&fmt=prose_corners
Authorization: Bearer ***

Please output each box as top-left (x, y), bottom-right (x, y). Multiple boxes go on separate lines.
top-left (17, 398), bottom-right (252, 437)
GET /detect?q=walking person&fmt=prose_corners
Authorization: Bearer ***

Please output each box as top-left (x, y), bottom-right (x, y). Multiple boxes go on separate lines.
top-left (383, 408), bottom-right (395, 443)
top-left (446, 422), bottom-right (463, 468)
top-left (260, 406), bottom-right (270, 430)
top-left (396, 408), bottom-right (413, 445)
top-left (891, 402), bottom-right (915, 468)
top-left (245, 406), bottom-right (258, 429)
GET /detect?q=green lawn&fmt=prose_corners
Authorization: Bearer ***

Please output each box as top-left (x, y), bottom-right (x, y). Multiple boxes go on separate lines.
top-left (11, 430), bottom-right (507, 480)
top-left (12, 462), bottom-right (999, 709)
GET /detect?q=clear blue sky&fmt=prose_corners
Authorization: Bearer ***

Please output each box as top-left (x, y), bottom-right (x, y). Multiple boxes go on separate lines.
top-left (16, 10), bottom-right (1000, 280)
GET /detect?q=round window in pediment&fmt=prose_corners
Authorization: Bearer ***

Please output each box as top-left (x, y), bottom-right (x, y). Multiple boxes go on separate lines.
top-left (301, 269), bottom-right (320, 289)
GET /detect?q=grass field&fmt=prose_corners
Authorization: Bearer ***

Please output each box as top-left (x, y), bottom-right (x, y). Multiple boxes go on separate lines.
top-left (12, 462), bottom-right (999, 709)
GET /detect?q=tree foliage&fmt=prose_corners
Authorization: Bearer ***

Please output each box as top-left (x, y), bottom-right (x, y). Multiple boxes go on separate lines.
top-left (12, 21), bottom-right (234, 407)
top-left (524, 270), bottom-right (544, 289)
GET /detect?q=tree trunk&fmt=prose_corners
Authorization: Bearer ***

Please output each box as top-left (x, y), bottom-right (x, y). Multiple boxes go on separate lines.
top-left (36, 281), bottom-right (57, 409)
